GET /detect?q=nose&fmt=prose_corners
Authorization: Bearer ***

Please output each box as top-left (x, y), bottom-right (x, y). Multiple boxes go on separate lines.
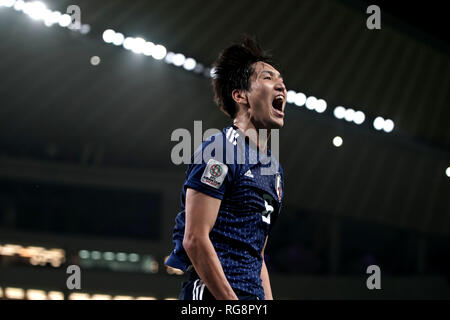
top-left (275, 80), bottom-right (286, 93)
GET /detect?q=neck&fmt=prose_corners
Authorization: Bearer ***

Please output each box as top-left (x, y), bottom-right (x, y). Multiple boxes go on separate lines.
top-left (233, 112), bottom-right (271, 153)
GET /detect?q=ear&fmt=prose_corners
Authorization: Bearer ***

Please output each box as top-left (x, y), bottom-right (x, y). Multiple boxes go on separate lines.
top-left (231, 89), bottom-right (248, 106)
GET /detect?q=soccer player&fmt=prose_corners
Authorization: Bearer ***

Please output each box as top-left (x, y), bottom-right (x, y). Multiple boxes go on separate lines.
top-left (165, 35), bottom-right (286, 300)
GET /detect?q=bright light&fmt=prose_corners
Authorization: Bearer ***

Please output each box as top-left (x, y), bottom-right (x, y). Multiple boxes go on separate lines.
top-left (383, 119), bottom-right (394, 133)
top-left (143, 41), bottom-right (155, 56)
top-left (373, 116), bottom-right (385, 130)
top-left (165, 52), bottom-right (175, 64)
top-left (102, 29), bottom-right (116, 43)
top-left (14, 0), bottom-right (24, 11)
top-left (79, 250), bottom-right (89, 259)
top-left (91, 251), bottom-right (101, 260)
top-left (48, 291), bottom-right (64, 300)
top-left (136, 296), bottom-right (157, 300)
top-left (172, 53), bottom-right (186, 67)
top-left (112, 32), bottom-right (124, 46)
top-left (305, 96), bottom-right (317, 110)
top-left (0, 287), bottom-right (3, 298)
top-left (183, 58), bottom-right (197, 71)
top-left (446, 167), bottom-right (450, 178)
top-left (117, 252), bottom-right (127, 261)
top-left (294, 92), bottom-right (306, 106)
top-left (286, 90), bottom-right (296, 104)
top-left (333, 136), bottom-right (343, 147)
top-left (353, 111), bottom-right (365, 124)
top-left (344, 108), bottom-right (355, 122)
top-left (5, 287), bottom-right (25, 300)
top-left (27, 289), bottom-right (47, 300)
top-left (131, 37), bottom-right (146, 54)
top-left (123, 37), bottom-right (135, 50)
top-left (113, 296), bottom-right (134, 300)
top-left (333, 106), bottom-right (346, 119)
top-left (90, 56), bottom-right (101, 66)
top-left (23, 1), bottom-right (47, 20)
top-left (58, 14), bottom-right (71, 27)
top-left (44, 10), bottom-right (61, 27)
top-left (103, 252), bottom-right (114, 261)
top-left (69, 293), bottom-right (90, 300)
top-left (315, 99), bottom-right (327, 113)
top-left (129, 253), bottom-right (140, 262)
top-left (3, 0), bottom-right (16, 8)
top-left (92, 294), bottom-right (112, 300)
top-left (152, 44), bottom-right (167, 60)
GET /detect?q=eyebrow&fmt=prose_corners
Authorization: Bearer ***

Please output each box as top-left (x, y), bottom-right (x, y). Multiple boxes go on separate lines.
top-left (260, 70), bottom-right (283, 80)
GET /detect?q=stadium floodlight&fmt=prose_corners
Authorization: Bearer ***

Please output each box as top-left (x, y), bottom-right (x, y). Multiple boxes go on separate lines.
top-left (333, 136), bottom-right (343, 147)
top-left (123, 37), bottom-right (135, 50)
top-left (344, 108), bottom-right (355, 122)
top-left (142, 41), bottom-right (155, 56)
top-left (2, 0), bottom-right (16, 8)
top-left (286, 90), bottom-right (296, 104)
top-left (315, 99), bottom-right (327, 113)
top-left (172, 53), bottom-right (186, 67)
top-left (305, 96), bottom-right (317, 110)
top-left (58, 14), bottom-right (71, 27)
top-left (102, 29), bottom-right (116, 43)
top-left (165, 52), bottom-right (175, 64)
top-left (446, 167), bottom-right (450, 178)
top-left (90, 56), bottom-right (101, 66)
top-left (112, 32), bottom-right (124, 46)
top-left (373, 116), bottom-right (385, 130)
top-left (23, 1), bottom-right (47, 20)
top-left (383, 119), bottom-right (394, 133)
top-left (152, 44), bottom-right (167, 60)
top-left (14, 0), bottom-right (24, 11)
top-left (294, 92), bottom-right (306, 107)
top-left (44, 10), bottom-right (60, 27)
top-left (130, 37), bottom-right (146, 54)
top-left (183, 58), bottom-right (197, 71)
top-left (333, 106), bottom-right (345, 119)
top-left (353, 110), bottom-right (365, 125)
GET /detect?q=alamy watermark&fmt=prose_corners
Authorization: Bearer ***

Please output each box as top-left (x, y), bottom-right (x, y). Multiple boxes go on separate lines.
top-left (66, 265), bottom-right (81, 290)
top-left (366, 264), bottom-right (381, 290)
top-left (170, 121), bottom-right (280, 175)
top-left (366, 5), bottom-right (381, 30)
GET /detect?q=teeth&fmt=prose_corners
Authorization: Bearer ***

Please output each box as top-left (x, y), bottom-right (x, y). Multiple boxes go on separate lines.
top-left (275, 95), bottom-right (284, 100)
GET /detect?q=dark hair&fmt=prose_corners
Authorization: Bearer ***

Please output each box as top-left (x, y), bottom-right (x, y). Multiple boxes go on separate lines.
top-left (211, 35), bottom-right (274, 119)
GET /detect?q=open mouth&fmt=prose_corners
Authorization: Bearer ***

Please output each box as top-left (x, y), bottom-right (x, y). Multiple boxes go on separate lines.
top-left (272, 95), bottom-right (284, 114)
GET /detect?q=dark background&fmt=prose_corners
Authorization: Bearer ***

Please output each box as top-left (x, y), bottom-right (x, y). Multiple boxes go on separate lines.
top-left (0, 0), bottom-right (449, 299)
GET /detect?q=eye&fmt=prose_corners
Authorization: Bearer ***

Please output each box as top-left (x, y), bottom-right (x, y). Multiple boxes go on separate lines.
top-left (264, 76), bottom-right (272, 80)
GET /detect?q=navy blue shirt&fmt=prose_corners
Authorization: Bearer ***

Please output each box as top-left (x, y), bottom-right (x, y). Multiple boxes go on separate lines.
top-left (166, 125), bottom-right (284, 300)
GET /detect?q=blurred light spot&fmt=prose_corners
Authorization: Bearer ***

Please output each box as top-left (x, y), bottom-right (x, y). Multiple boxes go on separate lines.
top-left (383, 119), bottom-right (394, 133)
top-left (294, 92), bottom-right (306, 107)
top-left (152, 44), bottom-right (167, 60)
top-left (353, 111), bottom-right (365, 125)
top-left (90, 56), bottom-right (101, 66)
top-left (373, 116), bottom-right (385, 130)
top-left (333, 136), bottom-right (343, 147)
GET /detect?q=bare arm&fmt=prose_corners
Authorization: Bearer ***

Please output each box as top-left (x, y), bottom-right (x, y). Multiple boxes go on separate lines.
top-left (182, 188), bottom-right (238, 300)
top-left (261, 236), bottom-right (273, 300)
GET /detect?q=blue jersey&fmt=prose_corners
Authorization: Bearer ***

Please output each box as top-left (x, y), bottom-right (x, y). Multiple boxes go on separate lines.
top-left (165, 125), bottom-right (284, 300)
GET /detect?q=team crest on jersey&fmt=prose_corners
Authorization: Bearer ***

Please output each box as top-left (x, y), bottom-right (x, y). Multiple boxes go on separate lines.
top-left (275, 173), bottom-right (282, 201)
top-left (201, 159), bottom-right (228, 189)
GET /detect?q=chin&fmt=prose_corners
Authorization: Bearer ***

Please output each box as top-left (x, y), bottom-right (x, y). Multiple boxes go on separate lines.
top-left (269, 118), bottom-right (284, 129)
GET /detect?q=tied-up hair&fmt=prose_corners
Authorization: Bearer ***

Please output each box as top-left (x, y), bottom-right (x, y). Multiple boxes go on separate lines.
top-left (211, 35), bottom-right (275, 119)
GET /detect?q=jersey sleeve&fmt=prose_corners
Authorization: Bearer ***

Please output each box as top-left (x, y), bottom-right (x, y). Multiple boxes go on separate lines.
top-left (184, 133), bottom-right (236, 200)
